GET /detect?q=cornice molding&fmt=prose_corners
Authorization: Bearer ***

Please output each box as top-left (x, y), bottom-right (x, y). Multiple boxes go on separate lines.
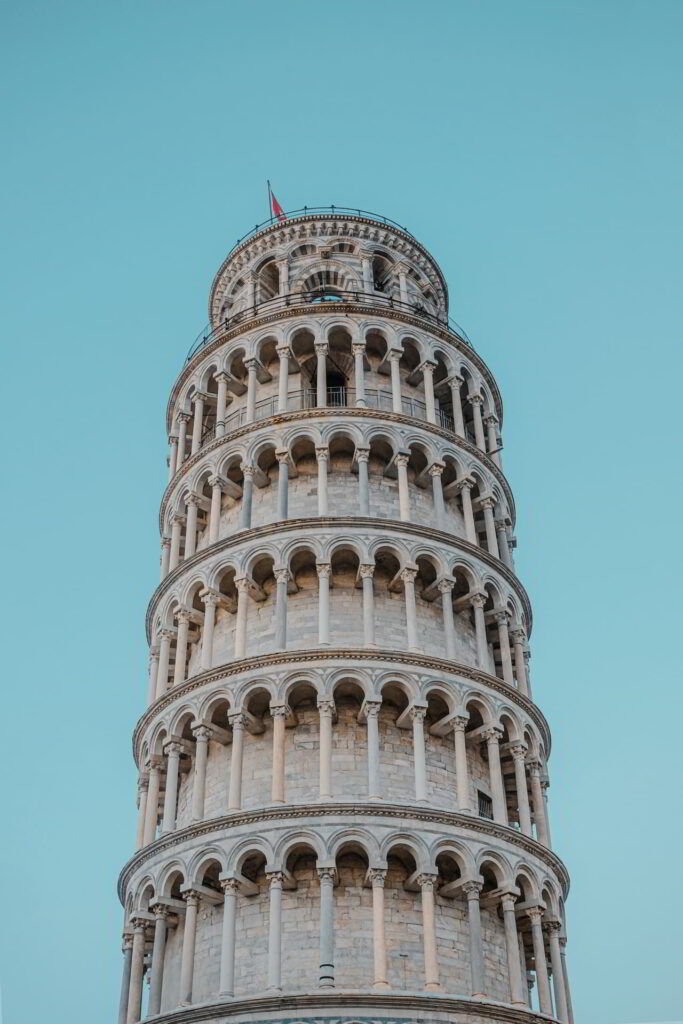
top-left (118, 801), bottom-right (570, 903)
top-left (160, 407), bottom-right (516, 531)
top-left (132, 648), bottom-right (550, 764)
top-left (146, 517), bottom-right (532, 643)
top-left (167, 302), bottom-right (502, 432)
top-left (133, 990), bottom-right (554, 1024)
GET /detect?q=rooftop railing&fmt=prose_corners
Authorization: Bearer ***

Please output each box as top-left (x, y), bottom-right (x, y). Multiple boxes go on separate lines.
top-left (186, 289), bottom-right (472, 364)
top-left (226, 205), bottom-right (416, 257)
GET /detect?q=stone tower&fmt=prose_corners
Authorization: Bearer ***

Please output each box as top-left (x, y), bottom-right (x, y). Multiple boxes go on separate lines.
top-left (117, 208), bottom-right (572, 1024)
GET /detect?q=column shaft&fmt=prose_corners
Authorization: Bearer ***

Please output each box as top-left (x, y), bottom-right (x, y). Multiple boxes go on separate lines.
top-left (317, 564), bottom-right (331, 645)
top-left (411, 708), bottom-right (427, 801)
top-left (465, 885), bottom-right (485, 997)
top-left (316, 448), bottom-right (329, 515)
top-left (200, 594), bottom-right (217, 671)
top-left (239, 469), bottom-right (253, 529)
top-left (267, 875), bottom-right (283, 991)
top-left (179, 895), bottom-right (199, 1005)
top-left (501, 896), bottom-right (526, 1005)
top-left (117, 942), bottom-right (133, 1024)
top-left (143, 765), bottom-right (160, 845)
top-left (370, 872), bottom-right (388, 988)
top-left (148, 910), bottom-right (168, 1015)
top-left (234, 581), bottom-right (248, 658)
top-left (549, 928), bottom-right (569, 1022)
top-left (209, 484), bottom-right (222, 544)
top-left (485, 729), bottom-right (508, 825)
top-left (396, 456), bottom-right (411, 521)
top-left (402, 569), bottom-right (418, 650)
top-left (528, 911), bottom-right (552, 1014)
top-left (318, 869), bottom-right (335, 987)
top-left (173, 612), bottom-right (190, 687)
top-left (419, 877), bottom-right (440, 990)
top-left (219, 880), bottom-right (238, 995)
top-left (191, 397), bottom-right (204, 454)
top-left (453, 719), bottom-right (471, 812)
top-left (318, 702), bottom-right (333, 800)
top-left (191, 728), bottom-right (210, 821)
top-left (366, 702), bottom-right (381, 799)
top-left (511, 747), bottom-right (532, 836)
top-left (361, 567), bottom-right (376, 646)
top-left (126, 925), bottom-right (146, 1024)
top-left (357, 451), bottom-right (370, 515)
top-left (161, 744), bottom-right (181, 833)
top-left (228, 716), bottom-right (245, 810)
top-left (271, 709), bottom-right (286, 803)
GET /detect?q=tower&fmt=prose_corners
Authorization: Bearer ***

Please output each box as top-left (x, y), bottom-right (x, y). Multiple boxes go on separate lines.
top-left (117, 207), bottom-right (572, 1024)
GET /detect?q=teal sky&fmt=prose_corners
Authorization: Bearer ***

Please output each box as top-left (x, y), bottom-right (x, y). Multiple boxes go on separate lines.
top-left (2, 2), bottom-right (682, 1022)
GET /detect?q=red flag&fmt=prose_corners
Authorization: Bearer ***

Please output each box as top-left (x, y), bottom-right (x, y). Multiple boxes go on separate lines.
top-left (271, 190), bottom-right (286, 221)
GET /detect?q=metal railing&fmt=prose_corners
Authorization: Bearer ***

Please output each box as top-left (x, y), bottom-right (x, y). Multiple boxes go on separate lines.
top-left (226, 205), bottom-right (416, 257)
top-left (186, 289), bottom-right (472, 364)
top-left (198, 386), bottom-right (460, 451)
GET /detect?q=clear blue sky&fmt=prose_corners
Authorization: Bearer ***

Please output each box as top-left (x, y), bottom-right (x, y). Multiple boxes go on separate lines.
top-left (1, 2), bottom-right (681, 1022)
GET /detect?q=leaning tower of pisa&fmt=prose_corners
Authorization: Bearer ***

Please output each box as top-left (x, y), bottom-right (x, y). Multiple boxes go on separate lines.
top-left (117, 207), bottom-right (573, 1024)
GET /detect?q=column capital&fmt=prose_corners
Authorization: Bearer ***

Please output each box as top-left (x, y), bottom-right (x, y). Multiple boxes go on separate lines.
top-left (273, 567), bottom-right (289, 585)
top-left (317, 866), bottom-right (336, 882)
top-left (181, 889), bottom-right (201, 907)
top-left (274, 447), bottom-right (290, 464)
top-left (482, 726), bottom-right (503, 744)
top-left (220, 877), bottom-right (240, 896)
top-left (485, 412), bottom-right (499, 426)
top-left (161, 535), bottom-right (172, 550)
top-left (185, 492), bottom-right (202, 508)
top-left (314, 341), bottom-right (329, 356)
top-left (163, 740), bottom-right (183, 758)
top-left (121, 933), bottom-right (134, 951)
top-left (214, 371), bottom-right (231, 385)
top-left (207, 474), bottom-right (226, 490)
top-left (191, 391), bottom-right (211, 405)
top-left (400, 566), bottom-right (418, 585)
top-left (461, 879), bottom-right (483, 899)
top-left (509, 742), bottom-right (528, 761)
top-left (315, 444), bottom-right (329, 460)
top-left (317, 698), bottom-right (335, 717)
top-left (266, 871), bottom-right (284, 886)
top-left (368, 867), bottom-right (387, 887)
top-left (199, 587), bottom-right (220, 608)
top-left (355, 445), bottom-right (370, 463)
top-left (364, 699), bottom-right (382, 718)
top-left (455, 474), bottom-right (476, 493)
top-left (500, 891), bottom-right (518, 913)
top-left (177, 411), bottom-right (191, 424)
top-left (276, 344), bottom-right (291, 359)
top-left (359, 563), bottom-right (376, 579)
top-left (437, 576), bottom-right (455, 594)
top-left (394, 452), bottom-right (410, 468)
top-left (241, 463), bottom-right (256, 479)
top-left (418, 359), bottom-right (437, 376)
top-left (228, 711), bottom-right (246, 730)
top-left (270, 704), bottom-right (290, 720)
top-left (543, 918), bottom-right (563, 935)
top-left (446, 372), bottom-right (465, 388)
top-left (159, 626), bottom-right (177, 642)
top-left (152, 903), bottom-right (170, 920)
top-left (145, 755), bottom-right (164, 773)
top-left (192, 725), bottom-right (212, 743)
top-left (175, 606), bottom-right (191, 624)
top-left (478, 494), bottom-right (496, 510)
top-left (493, 608), bottom-right (510, 625)
top-left (468, 393), bottom-right (484, 406)
top-left (387, 347), bottom-right (403, 363)
top-left (510, 627), bottom-right (527, 645)
top-left (352, 341), bottom-right (366, 356)
top-left (168, 434), bottom-right (179, 445)
top-left (452, 714), bottom-right (469, 732)
top-left (527, 757), bottom-right (543, 776)
top-left (409, 704), bottom-right (427, 723)
top-left (526, 904), bottom-right (546, 923)
top-left (130, 915), bottom-right (149, 933)
top-left (316, 562), bottom-right (332, 579)
top-left (428, 460), bottom-right (445, 477)
top-left (416, 872), bottom-right (438, 891)
top-left (468, 590), bottom-right (488, 609)
top-left (244, 356), bottom-right (261, 371)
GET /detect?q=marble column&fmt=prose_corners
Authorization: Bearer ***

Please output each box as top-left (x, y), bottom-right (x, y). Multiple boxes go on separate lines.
top-left (448, 375), bottom-right (465, 437)
top-left (421, 361), bottom-right (437, 424)
top-left (191, 726), bottom-right (211, 821)
top-left (179, 891), bottom-right (200, 1005)
top-left (271, 706), bottom-right (287, 803)
top-left (480, 497), bottom-right (499, 558)
top-left (135, 775), bottom-right (148, 851)
top-left (353, 342), bottom-right (367, 407)
top-left (395, 453), bottom-right (411, 521)
top-left (176, 413), bottom-right (189, 467)
top-left (199, 590), bottom-right (218, 671)
top-left (463, 881), bottom-right (485, 997)
top-left (418, 874), bottom-right (440, 990)
top-left (245, 359), bottom-right (258, 422)
top-left (560, 937), bottom-right (574, 1024)
top-left (315, 343), bottom-right (328, 407)
top-left (470, 592), bottom-right (489, 669)
top-left (143, 760), bottom-right (161, 845)
top-left (485, 414), bottom-right (501, 466)
top-left (438, 578), bottom-right (456, 659)
top-left (117, 935), bottom-right (133, 1024)
top-left (318, 699), bottom-right (334, 801)
top-left (510, 629), bottom-right (529, 696)
top-left (495, 610), bottom-right (514, 686)
top-left (318, 866), bottom-right (335, 988)
top-left (172, 608), bottom-right (190, 687)
top-left (168, 435), bottom-right (179, 481)
top-left (453, 715), bottom-right (471, 812)
top-left (169, 515), bottom-right (183, 571)
top-left (184, 495), bottom-right (199, 558)
top-left (276, 345), bottom-right (290, 412)
top-left (527, 907), bottom-right (552, 1014)
top-left (277, 258), bottom-right (289, 296)
top-left (501, 893), bottom-right (526, 1005)
top-left (219, 878), bottom-right (239, 995)
top-left (228, 713), bottom-right (245, 810)
top-left (546, 921), bottom-right (569, 1022)
top-left (156, 630), bottom-right (173, 700)
top-left (316, 445), bottom-right (329, 515)
top-left (369, 869), bottom-right (389, 988)
top-left (510, 743), bottom-right (531, 837)
top-left (215, 372), bottom-right (229, 436)
top-left (234, 578), bottom-right (249, 658)
top-left (495, 517), bottom-right (512, 567)
top-left (365, 700), bottom-right (382, 799)
top-left (317, 563), bottom-right (331, 646)
top-left (266, 872), bottom-right (283, 991)
top-left (401, 567), bottom-right (419, 650)
top-left (528, 759), bottom-right (549, 846)
top-left (360, 250), bottom-right (373, 293)
top-left (161, 741), bottom-right (182, 833)
top-left (147, 646), bottom-right (159, 706)
top-left (275, 448), bottom-right (289, 520)
top-left (483, 727), bottom-right (507, 825)
top-left (148, 904), bottom-right (169, 1015)
top-left (274, 568), bottom-right (288, 651)
top-left (360, 564), bottom-right (376, 647)
top-left (160, 537), bottom-right (171, 580)
top-left (458, 477), bottom-right (477, 544)
top-left (126, 919), bottom-right (146, 1023)
top-left (356, 447), bottom-right (371, 515)
top-left (411, 706), bottom-right (428, 801)
top-left (190, 394), bottom-right (205, 455)
top-left (239, 465), bottom-right (254, 529)
top-left (469, 394), bottom-right (486, 451)
top-left (389, 350), bottom-right (402, 413)
top-left (429, 462), bottom-right (446, 530)
top-left (208, 476), bottom-right (223, 544)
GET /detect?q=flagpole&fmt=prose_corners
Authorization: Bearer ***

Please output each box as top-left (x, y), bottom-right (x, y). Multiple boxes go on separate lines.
top-left (267, 180), bottom-right (273, 223)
